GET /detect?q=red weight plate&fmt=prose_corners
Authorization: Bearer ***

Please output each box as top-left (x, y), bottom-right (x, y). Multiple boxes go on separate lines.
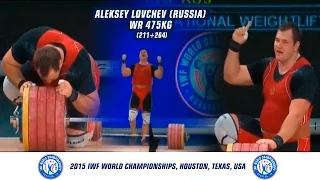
top-left (241, 143), bottom-right (251, 152)
top-left (37, 87), bottom-right (47, 151)
top-left (55, 91), bottom-right (67, 151)
top-left (46, 88), bottom-right (57, 151)
top-left (28, 87), bottom-right (38, 151)
top-left (168, 124), bottom-right (186, 149)
top-left (168, 124), bottom-right (173, 149)
top-left (92, 122), bottom-right (102, 141)
top-left (168, 124), bottom-right (174, 149)
top-left (175, 124), bottom-right (180, 149)
top-left (250, 143), bottom-right (259, 152)
top-left (174, 124), bottom-right (179, 149)
top-left (258, 143), bottom-right (269, 152)
top-left (232, 143), bottom-right (242, 152)
top-left (171, 124), bottom-right (177, 149)
top-left (169, 124), bottom-right (184, 150)
top-left (176, 124), bottom-right (181, 149)
top-left (177, 124), bottom-right (183, 149)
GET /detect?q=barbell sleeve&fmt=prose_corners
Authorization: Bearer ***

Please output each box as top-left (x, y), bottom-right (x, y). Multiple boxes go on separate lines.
top-left (66, 118), bottom-right (105, 122)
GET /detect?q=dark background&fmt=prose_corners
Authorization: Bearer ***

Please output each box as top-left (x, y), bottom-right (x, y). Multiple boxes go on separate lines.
top-left (0, 1), bottom-right (319, 148)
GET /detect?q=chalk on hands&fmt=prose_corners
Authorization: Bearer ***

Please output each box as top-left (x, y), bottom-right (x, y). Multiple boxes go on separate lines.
top-left (58, 80), bottom-right (65, 85)
top-left (122, 54), bottom-right (127, 60)
top-left (245, 21), bottom-right (252, 30)
top-left (243, 21), bottom-right (252, 40)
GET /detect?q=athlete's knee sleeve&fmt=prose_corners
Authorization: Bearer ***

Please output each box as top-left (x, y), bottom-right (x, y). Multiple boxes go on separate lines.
top-left (214, 113), bottom-right (238, 145)
top-left (142, 112), bottom-right (151, 124)
top-left (3, 76), bottom-right (22, 104)
top-left (128, 109), bottom-right (138, 121)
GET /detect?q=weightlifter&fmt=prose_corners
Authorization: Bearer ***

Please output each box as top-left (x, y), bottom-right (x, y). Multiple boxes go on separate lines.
top-left (214, 22), bottom-right (318, 151)
top-left (121, 50), bottom-right (164, 143)
top-left (1, 26), bottom-right (101, 148)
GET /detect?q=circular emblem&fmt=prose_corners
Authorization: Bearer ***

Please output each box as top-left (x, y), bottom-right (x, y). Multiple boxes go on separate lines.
top-left (252, 154), bottom-right (277, 179)
top-left (38, 154), bottom-right (63, 179)
top-left (175, 32), bottom-right (225, 116)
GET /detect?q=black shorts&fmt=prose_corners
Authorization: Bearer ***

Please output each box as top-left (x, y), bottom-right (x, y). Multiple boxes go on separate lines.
top-left (130, 91), bottom-right (152, 112)
top-left (235, 114), bottom-right (307, 152)
top-left (21, 62), bottom-right (85, 130)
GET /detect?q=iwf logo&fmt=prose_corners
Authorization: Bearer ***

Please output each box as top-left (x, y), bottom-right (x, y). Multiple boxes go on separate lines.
top-left (38, 154), bottom-right (63, 179)
top-left (175, 32), bottom-right (224, 117)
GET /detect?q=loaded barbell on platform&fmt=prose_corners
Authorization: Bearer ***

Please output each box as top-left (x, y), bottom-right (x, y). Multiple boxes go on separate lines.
top-left (96, 124), bottom-right (188, 150)
top-left (9, 86), bottom-right (188, 152)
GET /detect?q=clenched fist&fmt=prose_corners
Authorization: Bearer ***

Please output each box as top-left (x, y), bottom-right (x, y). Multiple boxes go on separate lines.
top-left (56, 80), bottom-right (72, 98)
top-left (122, 54), bottom-right (127, 61)
top-left (232, 21), bottom-right (252, 45)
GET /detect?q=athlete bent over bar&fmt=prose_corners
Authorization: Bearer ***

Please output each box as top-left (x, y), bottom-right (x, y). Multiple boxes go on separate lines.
top-left (214, 22), bottom-right (318, 151)
top-left (1, 26), bottom-right (101, 148)
top-left (121, 50), bottom-right (164, 143)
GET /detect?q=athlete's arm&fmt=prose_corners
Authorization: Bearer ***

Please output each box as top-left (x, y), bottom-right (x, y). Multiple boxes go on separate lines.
top-left (152, 65), bottom-right (163, 79)
top-left (70, 50), bottom-right (100, 117)
top-left (1, 48), bottom-right (24, 87)
top-left (224, 51), bottom-right (271, 85)
top-left (277, 66), bottom-right (318, 143)
top-left (121, 64), bottom-right (135, 77)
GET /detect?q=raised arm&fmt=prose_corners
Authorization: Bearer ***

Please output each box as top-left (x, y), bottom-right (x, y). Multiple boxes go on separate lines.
top-left (153, 56), bottom-right (163, 79)
top-left (121, 54), bottom-right (132, 77)
top-left (224, 22), bottom-right (254, 86)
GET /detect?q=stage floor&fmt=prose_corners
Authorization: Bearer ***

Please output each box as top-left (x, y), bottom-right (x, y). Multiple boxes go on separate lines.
top-left (2, 135), bottom-right (320, 152)
top-left (0, 134), bottom-right (217, 152)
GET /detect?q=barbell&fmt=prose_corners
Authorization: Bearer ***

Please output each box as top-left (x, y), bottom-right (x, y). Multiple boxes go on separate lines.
top-left (9, 86), bottom-right (188, 151)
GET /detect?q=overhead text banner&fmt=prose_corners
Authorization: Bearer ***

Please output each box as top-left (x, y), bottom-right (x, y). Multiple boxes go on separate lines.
top-left (175, 12), bottom-right (320, 31)
top-left (175, 9), bottom-right (320, 31)
top-left (137, 3), bottom-right (320, 31)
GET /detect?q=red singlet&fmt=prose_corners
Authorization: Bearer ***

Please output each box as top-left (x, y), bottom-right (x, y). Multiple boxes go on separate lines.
top-left (131, 63), bottom-right (153, 110)
top-left (260, 57), bottom-right (313, 133)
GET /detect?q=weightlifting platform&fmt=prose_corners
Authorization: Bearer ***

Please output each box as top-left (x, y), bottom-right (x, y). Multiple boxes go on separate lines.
top-left (1, 116), bottom-right (320, 152)
top-left (0, 133), bottom-right (216, 152)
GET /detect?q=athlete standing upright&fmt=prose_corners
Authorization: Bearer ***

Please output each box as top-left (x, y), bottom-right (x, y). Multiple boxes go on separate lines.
top-left (121, 49), bottom-right (164, 143)
top-left (214, 22), bottom-right (318, 151)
